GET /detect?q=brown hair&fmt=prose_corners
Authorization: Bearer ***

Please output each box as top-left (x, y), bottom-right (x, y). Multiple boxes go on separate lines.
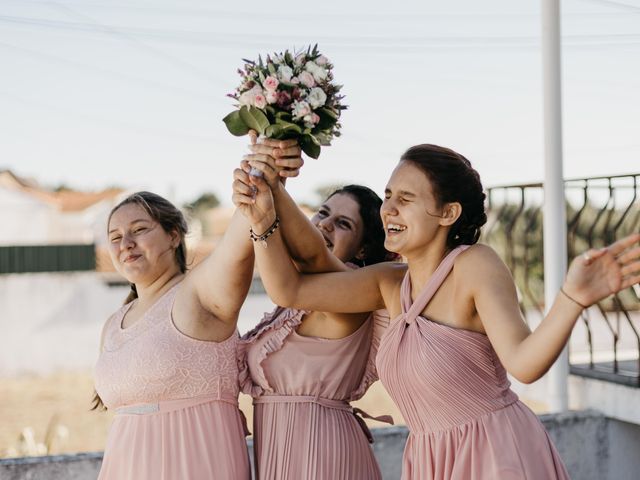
top-left (400, 144), bottom-right (487, 248)
top-left (92, 191), bottom-right (188, 411)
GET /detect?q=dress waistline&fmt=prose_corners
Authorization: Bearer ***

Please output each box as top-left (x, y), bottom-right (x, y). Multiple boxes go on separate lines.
top-left (253, 394), bottom-right (393, 443)
top-left (115, 393), bottom-right (238, 415)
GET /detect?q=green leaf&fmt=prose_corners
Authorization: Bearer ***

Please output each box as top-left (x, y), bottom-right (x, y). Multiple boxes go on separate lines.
top-left (222, 110), bottom-right (250, 136)
top-left (300, 134), bottom-right (321, 159)
top-left (239, 106), bottom-right (270, 135)
top-left (265, 124), bottom-right (284, 138)
top-left (275, 111), bottom-right (293, 122)
top-left (315, 109), bottom-right (336, 130)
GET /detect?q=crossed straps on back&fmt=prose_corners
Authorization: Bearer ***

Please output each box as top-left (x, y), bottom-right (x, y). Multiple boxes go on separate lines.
top-left (400, 245), bottom-right (470, 324)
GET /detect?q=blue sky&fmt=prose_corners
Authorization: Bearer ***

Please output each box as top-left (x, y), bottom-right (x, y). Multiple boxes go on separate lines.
top-left (1, 0), bottom-right (639, 205)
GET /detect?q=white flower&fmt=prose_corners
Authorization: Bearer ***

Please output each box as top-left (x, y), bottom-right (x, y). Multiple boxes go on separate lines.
top-left (238, 84), bottom-right (263, 107)
top-left (277, 65), bottom-right (293, 82)
top-left (306, 87), bottom-right (327, 109)
top-left (298, 71), bottom-right (315, 88)
top-left (291, 100), bottom-right (311, 120)
top-left (305, 61), bottom-right (328, 83)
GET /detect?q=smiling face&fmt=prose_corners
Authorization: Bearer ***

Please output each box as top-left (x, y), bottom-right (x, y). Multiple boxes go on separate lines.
top-left (107, 203), bottom-right (179, 284)
top-left (382, 161), bottom-right (456, 258)
top-left (311, 193), bottom-right (365, 263)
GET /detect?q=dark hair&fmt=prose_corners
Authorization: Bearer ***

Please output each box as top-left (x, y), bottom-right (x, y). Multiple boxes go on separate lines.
top-left (327, 185), bottom-right (396, 266)
top-left (400, 144), bottom-right (487, 248)
top-left (107, 191), bottom-right (189, 304)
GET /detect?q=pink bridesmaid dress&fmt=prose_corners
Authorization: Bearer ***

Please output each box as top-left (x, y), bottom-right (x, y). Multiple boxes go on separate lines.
top-left (376, 246), bottom-right (570, 480)
top-left (238, 307), bottom-right (392, 480)
top-left (94, 283), bottom-right (250, 480)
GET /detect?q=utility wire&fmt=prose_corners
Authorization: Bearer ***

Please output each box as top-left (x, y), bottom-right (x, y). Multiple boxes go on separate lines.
top-left (2, 14), bottom-right (640, 49)
top-left (45, 2), bottom-right (229, 88)
top-left (0, 41), bottom-right (225, 105)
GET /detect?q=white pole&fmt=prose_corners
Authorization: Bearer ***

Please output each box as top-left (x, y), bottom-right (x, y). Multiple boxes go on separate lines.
top-left (541, 0), bottom-right (569, 412)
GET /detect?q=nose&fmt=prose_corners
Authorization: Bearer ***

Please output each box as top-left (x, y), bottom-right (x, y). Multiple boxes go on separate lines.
top-left (380, 197), bottom-right (396, 218)
top-left (120, 232), bottom-right (135, 250)
top-left (318, 216), bottom-right (334, 232)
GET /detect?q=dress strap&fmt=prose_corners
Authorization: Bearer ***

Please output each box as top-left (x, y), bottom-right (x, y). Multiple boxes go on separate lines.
top-left (404, 245), bottom-right (471, 323)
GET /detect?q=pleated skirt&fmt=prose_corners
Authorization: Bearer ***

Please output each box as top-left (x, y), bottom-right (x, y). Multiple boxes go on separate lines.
top-left (402, 401), bottom-right (570, 480)
top-left (253, 401), bottom-right (381, 480)
top-left (98, 399), bottom-right (251, 480)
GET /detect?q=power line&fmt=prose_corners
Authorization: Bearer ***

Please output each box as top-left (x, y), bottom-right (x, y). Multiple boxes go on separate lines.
top-left (4, 0), bottom-right (638, 19)
top-left (45, 2), bottom-right (229, 87)
top-left (2, 14), bottom-right (640, 49)
top-left (580, 0), bottom-right (640, 14)
top-left (0, 41), bottom-right (226, 105)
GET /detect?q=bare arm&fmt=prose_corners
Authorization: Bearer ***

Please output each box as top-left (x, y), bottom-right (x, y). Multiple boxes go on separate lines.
top-left (233, 173), bottom-right (390, 313)
top-left (469, 235), bottom-right (640, 384)
top-left (185, 209), bottom-right (255, 324)
top-left (244, 140), bottom-right (346, 273)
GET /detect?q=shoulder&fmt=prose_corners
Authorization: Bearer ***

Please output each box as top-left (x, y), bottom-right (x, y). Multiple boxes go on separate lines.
top-left (454, 244), bottom-right (514, 290)
top-left (368, 260), bottom-right (407, 282)
top-left (455, 243), bottom-right (505, 270)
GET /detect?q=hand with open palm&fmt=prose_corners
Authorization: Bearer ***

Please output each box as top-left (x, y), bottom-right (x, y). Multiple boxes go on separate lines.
top-left (563, 233), bottom-right (640, 308)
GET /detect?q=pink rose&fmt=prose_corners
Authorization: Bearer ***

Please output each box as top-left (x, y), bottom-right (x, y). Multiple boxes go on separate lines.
top-left (290, 76), bottom-right (300, 85)
top-left (254, 94), bottom-right (267, 109)
top-left (263, 75), bottom-right (279, 92)
top-left (298, 71), bottom-right (315, 88)
top-left (312, 113), bottom-right (320, 124)
top-left (315, 55), bottom-right (329, 66)
top-left (266, 91), bottom-right (278, 104)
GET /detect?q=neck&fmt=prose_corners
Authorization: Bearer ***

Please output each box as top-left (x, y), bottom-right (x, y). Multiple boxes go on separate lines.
top-left (405, 236), bottom-right (450, 290)
top-left (134, 268), bottom-right (182, 304)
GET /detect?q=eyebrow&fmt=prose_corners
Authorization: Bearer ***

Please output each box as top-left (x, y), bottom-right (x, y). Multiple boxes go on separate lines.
top-left (320, 205), bottom-right (357, 225)
top-left (384, 188), bottom-right (417, 198)
top-left (108, 219), bottom-right (151, 234)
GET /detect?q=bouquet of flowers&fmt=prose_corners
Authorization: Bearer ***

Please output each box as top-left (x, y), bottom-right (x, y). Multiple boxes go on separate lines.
top-left (223, 45), bottom-right (346, 159)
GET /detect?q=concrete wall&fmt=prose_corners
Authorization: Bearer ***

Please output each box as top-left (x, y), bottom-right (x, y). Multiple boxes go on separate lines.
top-left (3, 411), bottom-right (640, 480)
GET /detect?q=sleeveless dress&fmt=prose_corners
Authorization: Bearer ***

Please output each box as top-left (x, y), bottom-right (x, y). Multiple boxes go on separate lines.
top-left (376, 245), bottom-right (570, 480)
top-left (94, 283), bottom-right (250, 480)
top-left (237, 307), bottom-right (392, 480)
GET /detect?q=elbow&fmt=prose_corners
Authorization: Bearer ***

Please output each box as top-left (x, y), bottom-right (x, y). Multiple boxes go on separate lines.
top-left (261, 279), bottom-right (298, 308)
top-left (509, 367), bottom-right (546, 385)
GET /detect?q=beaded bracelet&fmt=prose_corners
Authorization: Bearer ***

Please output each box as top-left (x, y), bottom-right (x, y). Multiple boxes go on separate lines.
top-left (250, 216), bottom-right (280, 248)
top-left (560, 287), bottom-right (588, 310)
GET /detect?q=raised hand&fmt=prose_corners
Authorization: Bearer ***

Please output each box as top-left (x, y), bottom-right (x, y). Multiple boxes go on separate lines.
top-left (232, 166), bottom-right (276, 231)
top-left (563, 232), bottom-right (640, 308)
top-left (243, 135), bottom-right (303, 189)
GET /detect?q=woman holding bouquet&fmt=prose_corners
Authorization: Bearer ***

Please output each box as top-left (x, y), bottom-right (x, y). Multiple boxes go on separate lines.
top-left (235, 143), bottom-right (640, 480)
top-left (93, 145), bottom-right (301, 479)
top-left (234, 140), bottom-right (395, 480)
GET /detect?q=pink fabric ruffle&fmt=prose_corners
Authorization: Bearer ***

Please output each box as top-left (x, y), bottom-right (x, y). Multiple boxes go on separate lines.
top-left (237, 306), bottom-right (307, 397)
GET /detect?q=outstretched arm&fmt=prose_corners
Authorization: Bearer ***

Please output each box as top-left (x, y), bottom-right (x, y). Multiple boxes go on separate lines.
top-left (243, 139), bottom-right (346, 273)
top-left (470, 234), bottom-right (640, 384)
top-left (185, 143), bottom-right (304, 325)
top-left (185, 210), bottom-right (255, 324)
top-left (233, 173), bottom-right (389, 313)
